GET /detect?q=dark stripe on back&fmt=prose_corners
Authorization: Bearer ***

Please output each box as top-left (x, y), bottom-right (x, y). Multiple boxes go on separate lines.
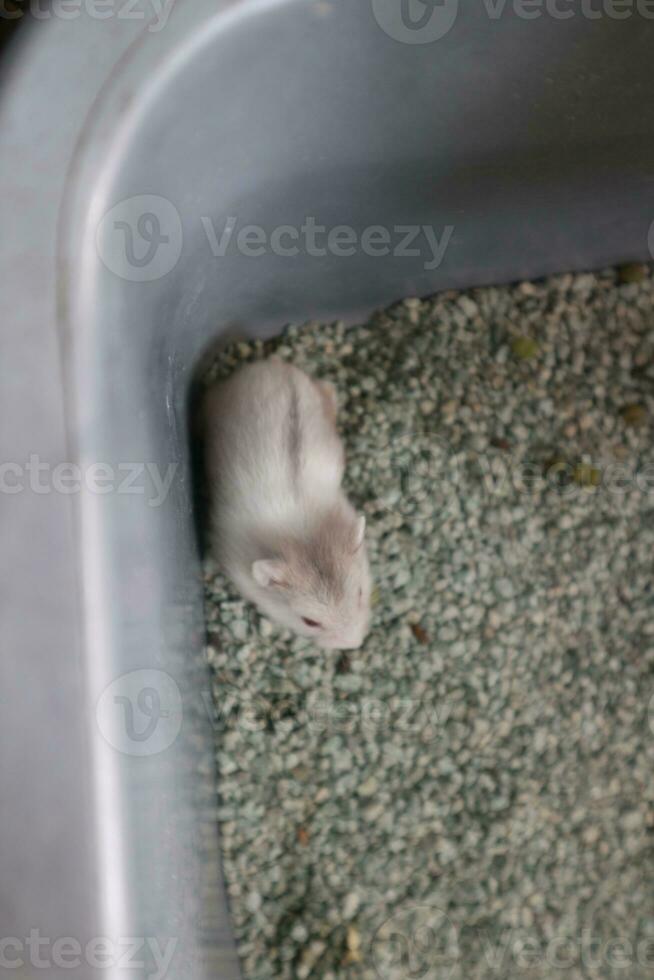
top-left (287, 379), bottom-right (302, 482)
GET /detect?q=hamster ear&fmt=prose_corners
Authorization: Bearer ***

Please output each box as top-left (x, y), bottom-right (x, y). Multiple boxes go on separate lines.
top-left (353, 516), bottom-right (366, 552)
top-left (252, 559), bottom-right (289, 589)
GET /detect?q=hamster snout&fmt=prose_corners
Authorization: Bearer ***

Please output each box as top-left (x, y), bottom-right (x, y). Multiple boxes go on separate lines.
top-left (203, 357), bottom-right (372, 649)
top-left (319, 619), bottom-right (370, 651)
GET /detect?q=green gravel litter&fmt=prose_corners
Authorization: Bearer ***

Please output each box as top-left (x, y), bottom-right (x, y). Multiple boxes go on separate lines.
top-left (202, 266), bottom-right (654, 980)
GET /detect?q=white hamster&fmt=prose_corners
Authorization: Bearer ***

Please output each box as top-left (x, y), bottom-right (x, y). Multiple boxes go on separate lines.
top-left (203, 356), bottom-right (371, 650)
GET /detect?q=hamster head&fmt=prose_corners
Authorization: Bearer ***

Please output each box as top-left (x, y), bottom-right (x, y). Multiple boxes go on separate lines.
top-left (251, 508), bottom-right (371, 650)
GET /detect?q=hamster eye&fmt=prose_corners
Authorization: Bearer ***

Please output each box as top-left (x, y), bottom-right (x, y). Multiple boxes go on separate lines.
top-left (302, 617), bottom-right (322, 629)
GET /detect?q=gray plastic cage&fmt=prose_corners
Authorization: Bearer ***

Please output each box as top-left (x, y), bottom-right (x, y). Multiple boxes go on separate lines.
top-left (1, 2), bottom-right (653, 977)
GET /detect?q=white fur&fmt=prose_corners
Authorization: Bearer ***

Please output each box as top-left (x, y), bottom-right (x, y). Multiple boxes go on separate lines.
top-left (203, 357), bottom-right (372, 650)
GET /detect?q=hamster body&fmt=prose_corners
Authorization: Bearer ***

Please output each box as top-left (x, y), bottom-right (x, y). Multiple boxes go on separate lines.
top-left (203, 357), bottom-right (371, 650)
